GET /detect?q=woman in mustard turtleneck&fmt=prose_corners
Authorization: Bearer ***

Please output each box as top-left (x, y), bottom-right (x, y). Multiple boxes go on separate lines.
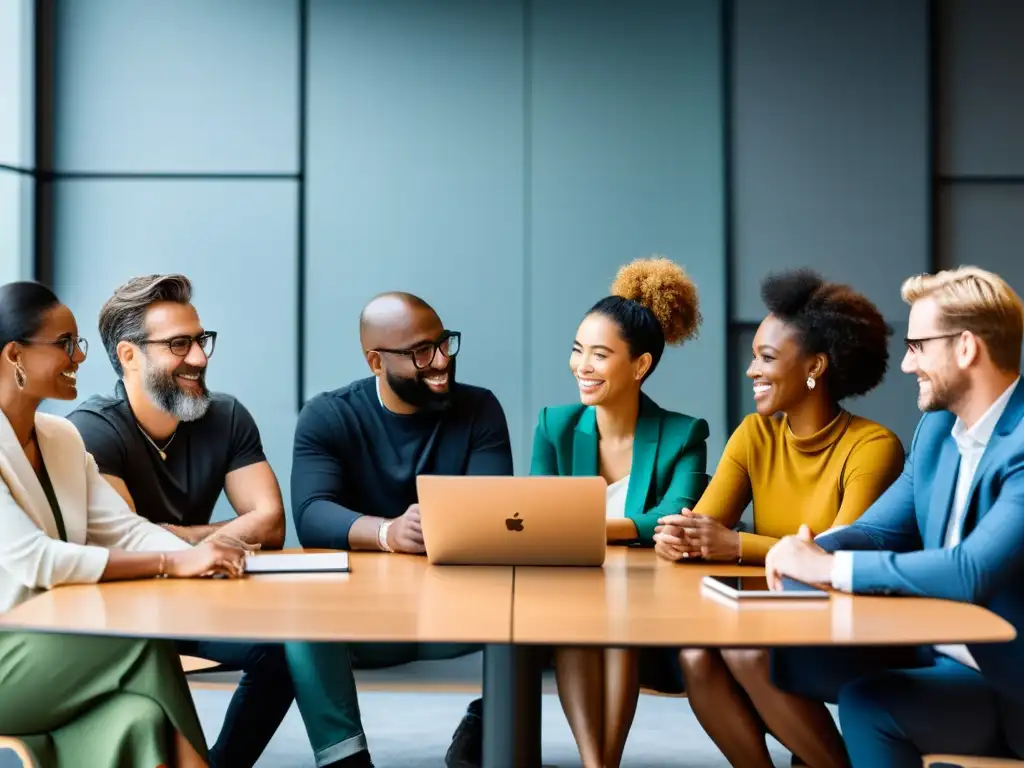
top-left (655, 270), bottom-right (904, 768)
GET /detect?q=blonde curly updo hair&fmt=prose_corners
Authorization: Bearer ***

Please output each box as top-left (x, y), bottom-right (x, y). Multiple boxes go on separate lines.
top-left (610, 257), bottom-right (702, 344)
top-left (587, 256), bottom-right (702, 381)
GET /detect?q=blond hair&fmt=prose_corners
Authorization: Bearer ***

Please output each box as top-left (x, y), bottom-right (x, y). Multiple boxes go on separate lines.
top-left (901, 266), bottom-right (1023, 372)
top-left (610, 256), bottom-right (701, 344)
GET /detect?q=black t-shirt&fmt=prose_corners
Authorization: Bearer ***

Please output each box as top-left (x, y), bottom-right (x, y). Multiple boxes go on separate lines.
top-left (291, 376), bottom-right (514, 549)
top-left (67, 380), bottom-right (267, 526)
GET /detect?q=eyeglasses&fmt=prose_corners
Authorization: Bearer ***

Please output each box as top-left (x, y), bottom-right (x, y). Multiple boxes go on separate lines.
top-left (138, 331), bottom-right (217, 358)
top-left (904, 332), bottom-right (964, 354)
top-left (19, 335), bottom-right (89, 360)
top-left (373, 330), bottom-right (461, 370)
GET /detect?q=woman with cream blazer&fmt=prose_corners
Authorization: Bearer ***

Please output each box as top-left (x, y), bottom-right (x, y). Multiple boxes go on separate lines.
top-left (0, 281), bottom-right (250, 768)
top-left (0, 411), bottom-right (196, 611)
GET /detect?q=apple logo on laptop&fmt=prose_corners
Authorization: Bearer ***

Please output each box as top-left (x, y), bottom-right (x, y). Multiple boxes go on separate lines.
top-left (505, 512), bottom-right (524, 532)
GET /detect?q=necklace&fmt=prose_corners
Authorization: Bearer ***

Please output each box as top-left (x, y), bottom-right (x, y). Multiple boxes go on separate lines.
top-left (138, 425), bottom-right (176, 461)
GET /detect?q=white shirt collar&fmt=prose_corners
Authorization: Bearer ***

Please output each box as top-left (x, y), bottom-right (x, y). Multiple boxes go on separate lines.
top-left (950, 376), bottom-right (1021, 449)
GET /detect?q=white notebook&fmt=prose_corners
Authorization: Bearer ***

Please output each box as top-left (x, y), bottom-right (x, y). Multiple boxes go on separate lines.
top-left (245, 552), bottom-right (350, 574)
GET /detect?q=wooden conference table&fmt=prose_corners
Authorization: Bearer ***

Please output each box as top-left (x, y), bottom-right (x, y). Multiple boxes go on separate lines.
top-left (0, 548), bottom-right (1015, 768)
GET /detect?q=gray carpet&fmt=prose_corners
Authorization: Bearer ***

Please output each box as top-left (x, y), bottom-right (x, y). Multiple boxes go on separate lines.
top-left (0, 691), bottom-right (797, 767)
top-left (190, 687), bottom-right (797, 767)
top-left (0, 654), bottom-right (820, 767)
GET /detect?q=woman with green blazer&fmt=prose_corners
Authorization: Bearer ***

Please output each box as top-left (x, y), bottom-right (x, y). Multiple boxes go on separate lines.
top-left (530, 258), bottom-right (709, 768)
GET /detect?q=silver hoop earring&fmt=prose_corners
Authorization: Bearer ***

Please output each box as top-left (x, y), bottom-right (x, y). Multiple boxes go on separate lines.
top-left (806, 376), bottom-right (816, 391)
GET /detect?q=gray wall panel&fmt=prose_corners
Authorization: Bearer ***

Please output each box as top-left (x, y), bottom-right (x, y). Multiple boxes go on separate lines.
top-left (529, 0), bottom-right (727, 462)
top-left (936, 2), bottom-right (1024, 371)
top-left (939, 0), bottom-right (1024, 176)
top-left (731, 328), bottom-right (759, 429)
top-left (732, 0), bottom-right (929, 323)
top-left (850, 322), bottom-right (920, 449)
top-left (305, 0), bottom-right (527, 466)
top-left (0, 0), bottom-right (33, 167)
top-left (53, 0), bottom-right (299, 173)
top-left (49, 180), bottom-right (300, 543)
top-left (0, 170), bottom-right (33, 282)
top-left (939, 185), bottom-right (1024, 293)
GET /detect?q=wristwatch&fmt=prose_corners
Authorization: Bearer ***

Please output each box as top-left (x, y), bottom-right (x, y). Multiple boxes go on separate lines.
top-left (377, 520), bottom-right (394, 552)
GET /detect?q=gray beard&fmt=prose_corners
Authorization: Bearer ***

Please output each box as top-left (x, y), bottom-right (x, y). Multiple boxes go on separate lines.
top-left (143, 365), bottom-right (211, 422)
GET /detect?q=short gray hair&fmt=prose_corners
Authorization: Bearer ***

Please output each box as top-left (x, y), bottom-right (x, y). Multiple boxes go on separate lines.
top-left (98, 274), bottom-right (193, 376)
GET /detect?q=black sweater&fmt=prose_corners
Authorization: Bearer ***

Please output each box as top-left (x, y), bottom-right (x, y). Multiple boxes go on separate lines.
top-left (291, 377), bottom-right (514, 549)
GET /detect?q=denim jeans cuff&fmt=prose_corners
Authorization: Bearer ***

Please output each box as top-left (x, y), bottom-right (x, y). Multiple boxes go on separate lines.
top-left (315, 732), bottom-right (368, 766)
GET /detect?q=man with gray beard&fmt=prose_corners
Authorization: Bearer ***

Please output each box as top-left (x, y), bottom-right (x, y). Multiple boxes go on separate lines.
top-left (69, 273), bottom-right (285, 546)
top-left (67, 273), bottom-right (294, 768)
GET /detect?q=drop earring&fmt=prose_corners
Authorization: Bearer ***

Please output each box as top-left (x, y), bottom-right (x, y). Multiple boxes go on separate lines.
top-left (806, 376), bottom-right (816, 391)
top-left (14, 364), bottom-right (26, 390)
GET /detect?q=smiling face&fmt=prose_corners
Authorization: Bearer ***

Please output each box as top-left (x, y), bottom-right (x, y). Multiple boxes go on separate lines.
top-left (747, 313), bottom-right (825, 416)
top-left (133, 301), bottom-right (212, 421)
top-left (570, 313), bottom-right (649, 407)
top-left (10, 304), bottom-right (87, 401)
top-left (374, 304), bottom-right (457, 411)
top-left (900, 296), bottom-right (968, 413)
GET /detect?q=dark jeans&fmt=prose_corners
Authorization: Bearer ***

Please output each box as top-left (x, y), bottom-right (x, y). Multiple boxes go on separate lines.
top-left (176, 640), bottom-right (295, 768)
top-left (771, 646), bottom-right (1016, 767)
top-left (284, 642), bottom-right (480, 764)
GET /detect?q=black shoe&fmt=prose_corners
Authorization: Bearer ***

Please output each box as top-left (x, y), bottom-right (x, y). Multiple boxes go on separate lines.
top-left (445, 698), bottom-right (483, 768)
top-left (325, 751), bottom-right (374, 768)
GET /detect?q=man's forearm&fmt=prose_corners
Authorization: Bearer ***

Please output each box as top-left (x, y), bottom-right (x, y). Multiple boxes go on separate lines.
top-left (163, 521), bottom-right (227, 545)
top-left (218, 508), bottom-right (285, 549)
top-left (348, 515), bottom-right (389, 551)
top-left (164, 509), bottom-right (285, 549)
top-left (295, 499), bottom-right (369, 550)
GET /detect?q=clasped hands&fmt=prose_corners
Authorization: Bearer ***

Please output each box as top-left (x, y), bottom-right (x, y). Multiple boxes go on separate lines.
top-left (653, 509), bottom-right (741, 561)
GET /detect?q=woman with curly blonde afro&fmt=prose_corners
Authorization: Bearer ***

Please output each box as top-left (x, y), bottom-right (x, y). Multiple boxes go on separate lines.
top-left (531, 256), bottom-right (709, 768)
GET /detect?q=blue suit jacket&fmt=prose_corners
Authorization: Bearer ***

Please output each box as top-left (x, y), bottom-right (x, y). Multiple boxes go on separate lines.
top-left (819, 380), bottom-right (1024, 745)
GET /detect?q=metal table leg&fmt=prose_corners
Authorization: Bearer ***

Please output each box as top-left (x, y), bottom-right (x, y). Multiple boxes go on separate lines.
top-left (482, 644), bottom-right (542, 768)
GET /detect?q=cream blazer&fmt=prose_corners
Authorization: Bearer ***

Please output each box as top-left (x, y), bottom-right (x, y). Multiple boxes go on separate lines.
top-left (0, 409), bottom-right (190, 614)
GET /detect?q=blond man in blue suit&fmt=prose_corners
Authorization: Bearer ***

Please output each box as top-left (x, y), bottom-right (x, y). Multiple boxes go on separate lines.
top-left (767, 266), bottom-right (1024, 767)
top-left (530, 258), bottom-right (709, 768)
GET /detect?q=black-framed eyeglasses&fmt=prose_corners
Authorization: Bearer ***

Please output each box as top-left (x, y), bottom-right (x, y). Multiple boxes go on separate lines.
top-left (373, 330), bottom-right (461, 370)
top-left (137, 331), bottom-right (217, 358)
top-left (904, 332), bottom-right (964, 353)
top-left (19, 335), bottom-right (89, 360)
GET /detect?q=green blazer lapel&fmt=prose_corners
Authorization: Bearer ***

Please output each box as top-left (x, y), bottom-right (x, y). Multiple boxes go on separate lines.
top-left (572, 407), bottom-right (600, 476)
top-left (625, 396), bottom-right (661, 519)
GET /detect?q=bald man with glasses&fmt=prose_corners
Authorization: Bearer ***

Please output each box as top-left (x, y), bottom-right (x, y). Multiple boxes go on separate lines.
top-left (285, 292), bottom-right (514, 768)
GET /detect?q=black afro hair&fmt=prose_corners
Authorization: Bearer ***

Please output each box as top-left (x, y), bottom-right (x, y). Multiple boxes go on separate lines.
top-left (761, 269), bottom-right (892, 402)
